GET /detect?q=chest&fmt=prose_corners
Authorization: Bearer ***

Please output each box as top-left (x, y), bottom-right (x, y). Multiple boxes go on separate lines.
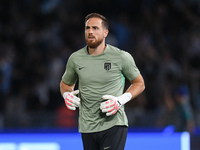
top-left (75, 57), bottom-right (121, 84)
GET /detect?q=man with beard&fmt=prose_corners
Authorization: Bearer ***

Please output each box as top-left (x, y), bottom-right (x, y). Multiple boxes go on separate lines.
top-left (60, 13), bottom-right (145, 150)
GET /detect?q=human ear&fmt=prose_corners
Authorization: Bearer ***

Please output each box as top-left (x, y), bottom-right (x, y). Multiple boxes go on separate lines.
top-left (104, 29), bottom-right (109, 38)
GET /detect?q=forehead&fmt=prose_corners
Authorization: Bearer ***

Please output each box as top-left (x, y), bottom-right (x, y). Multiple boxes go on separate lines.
top-left (85, 17), bottom-right (103, 27)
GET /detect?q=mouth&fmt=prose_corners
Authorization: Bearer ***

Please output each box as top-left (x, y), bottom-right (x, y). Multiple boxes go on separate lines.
top-left (88, 36), bottom-right (95, 40)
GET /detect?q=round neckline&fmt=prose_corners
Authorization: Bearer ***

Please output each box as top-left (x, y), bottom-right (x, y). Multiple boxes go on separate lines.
top-left (86, 44), bottom-right (108, 57)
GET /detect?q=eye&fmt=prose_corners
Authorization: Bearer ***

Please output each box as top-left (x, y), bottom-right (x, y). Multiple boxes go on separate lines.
top-left (93, 26), bottom-right (98, 30)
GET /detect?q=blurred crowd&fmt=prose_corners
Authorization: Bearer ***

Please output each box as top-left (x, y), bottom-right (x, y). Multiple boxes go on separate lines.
top-left (0, 0), bottom-right (200, 134)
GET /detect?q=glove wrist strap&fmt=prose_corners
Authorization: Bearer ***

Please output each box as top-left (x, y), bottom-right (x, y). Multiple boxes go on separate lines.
top-left (118, 92), bottom-right (132, 106)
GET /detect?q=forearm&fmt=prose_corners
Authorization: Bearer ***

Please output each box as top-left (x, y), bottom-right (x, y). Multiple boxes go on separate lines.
top-left (126, 74), bottom-right (145, 99)
top-left (60, 80), bottom-right (75, 96)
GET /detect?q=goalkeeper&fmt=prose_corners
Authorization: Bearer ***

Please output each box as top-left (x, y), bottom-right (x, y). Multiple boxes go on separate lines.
top-left (60, 13), bottom-right (145, 150)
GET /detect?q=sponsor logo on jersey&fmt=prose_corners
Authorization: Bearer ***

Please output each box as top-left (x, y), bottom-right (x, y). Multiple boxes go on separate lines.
top-left (79, 66), bottom-right (85, 70)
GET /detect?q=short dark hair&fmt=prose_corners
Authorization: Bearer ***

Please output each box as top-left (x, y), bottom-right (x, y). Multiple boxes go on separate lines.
top-left (85, 13), bottom-right (109, 29)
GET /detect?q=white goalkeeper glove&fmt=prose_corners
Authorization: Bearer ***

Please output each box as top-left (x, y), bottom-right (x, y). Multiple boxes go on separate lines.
top-left (100, 93), bottom-right (132, 116)
top-left (63, 90), bottom-right (80, 110)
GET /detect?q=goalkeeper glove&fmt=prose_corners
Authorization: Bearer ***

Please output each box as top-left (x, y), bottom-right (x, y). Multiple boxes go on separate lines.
top-left (100, 93), bottom-right (132, 116)
top-left (63, 90), bottom-right (80, 110)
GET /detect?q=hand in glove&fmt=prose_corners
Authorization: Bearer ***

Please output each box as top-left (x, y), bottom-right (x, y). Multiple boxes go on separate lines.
top-left (100, 93), bottom-right (132, 116)
top-left (63, 90), bottom-right (80, 110)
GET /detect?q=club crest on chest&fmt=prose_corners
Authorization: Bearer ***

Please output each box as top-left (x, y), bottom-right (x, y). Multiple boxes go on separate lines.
top-left (104, 62), bottom-right (111, 71)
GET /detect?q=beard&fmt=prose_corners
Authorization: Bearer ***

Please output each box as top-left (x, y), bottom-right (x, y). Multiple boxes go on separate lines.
top-left (86, 37), bottom-right (104, 49)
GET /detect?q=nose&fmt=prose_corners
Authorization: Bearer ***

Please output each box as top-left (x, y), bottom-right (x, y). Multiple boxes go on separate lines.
top-left (88, 28), bottom-right (93, 34)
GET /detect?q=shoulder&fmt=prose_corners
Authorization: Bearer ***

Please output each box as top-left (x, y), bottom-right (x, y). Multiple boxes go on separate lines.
top-left (106, 44), bottom-right (132, 60)
top-left (106, 44), bottom-right (121, 54)
top-left (68, 46), bottom-right (87, 61)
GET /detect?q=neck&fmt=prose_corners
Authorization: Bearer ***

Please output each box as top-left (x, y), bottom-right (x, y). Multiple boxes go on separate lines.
top-left (88, 42), bottom-right (106, 56)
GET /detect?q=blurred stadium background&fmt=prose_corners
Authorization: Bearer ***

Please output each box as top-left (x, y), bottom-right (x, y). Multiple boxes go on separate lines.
top-left (0, 0), bottom-right (200, 149)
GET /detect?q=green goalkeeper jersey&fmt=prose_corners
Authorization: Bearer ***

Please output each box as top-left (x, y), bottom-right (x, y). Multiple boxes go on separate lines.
top-left (62, 44), bottom-right (140, 133)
